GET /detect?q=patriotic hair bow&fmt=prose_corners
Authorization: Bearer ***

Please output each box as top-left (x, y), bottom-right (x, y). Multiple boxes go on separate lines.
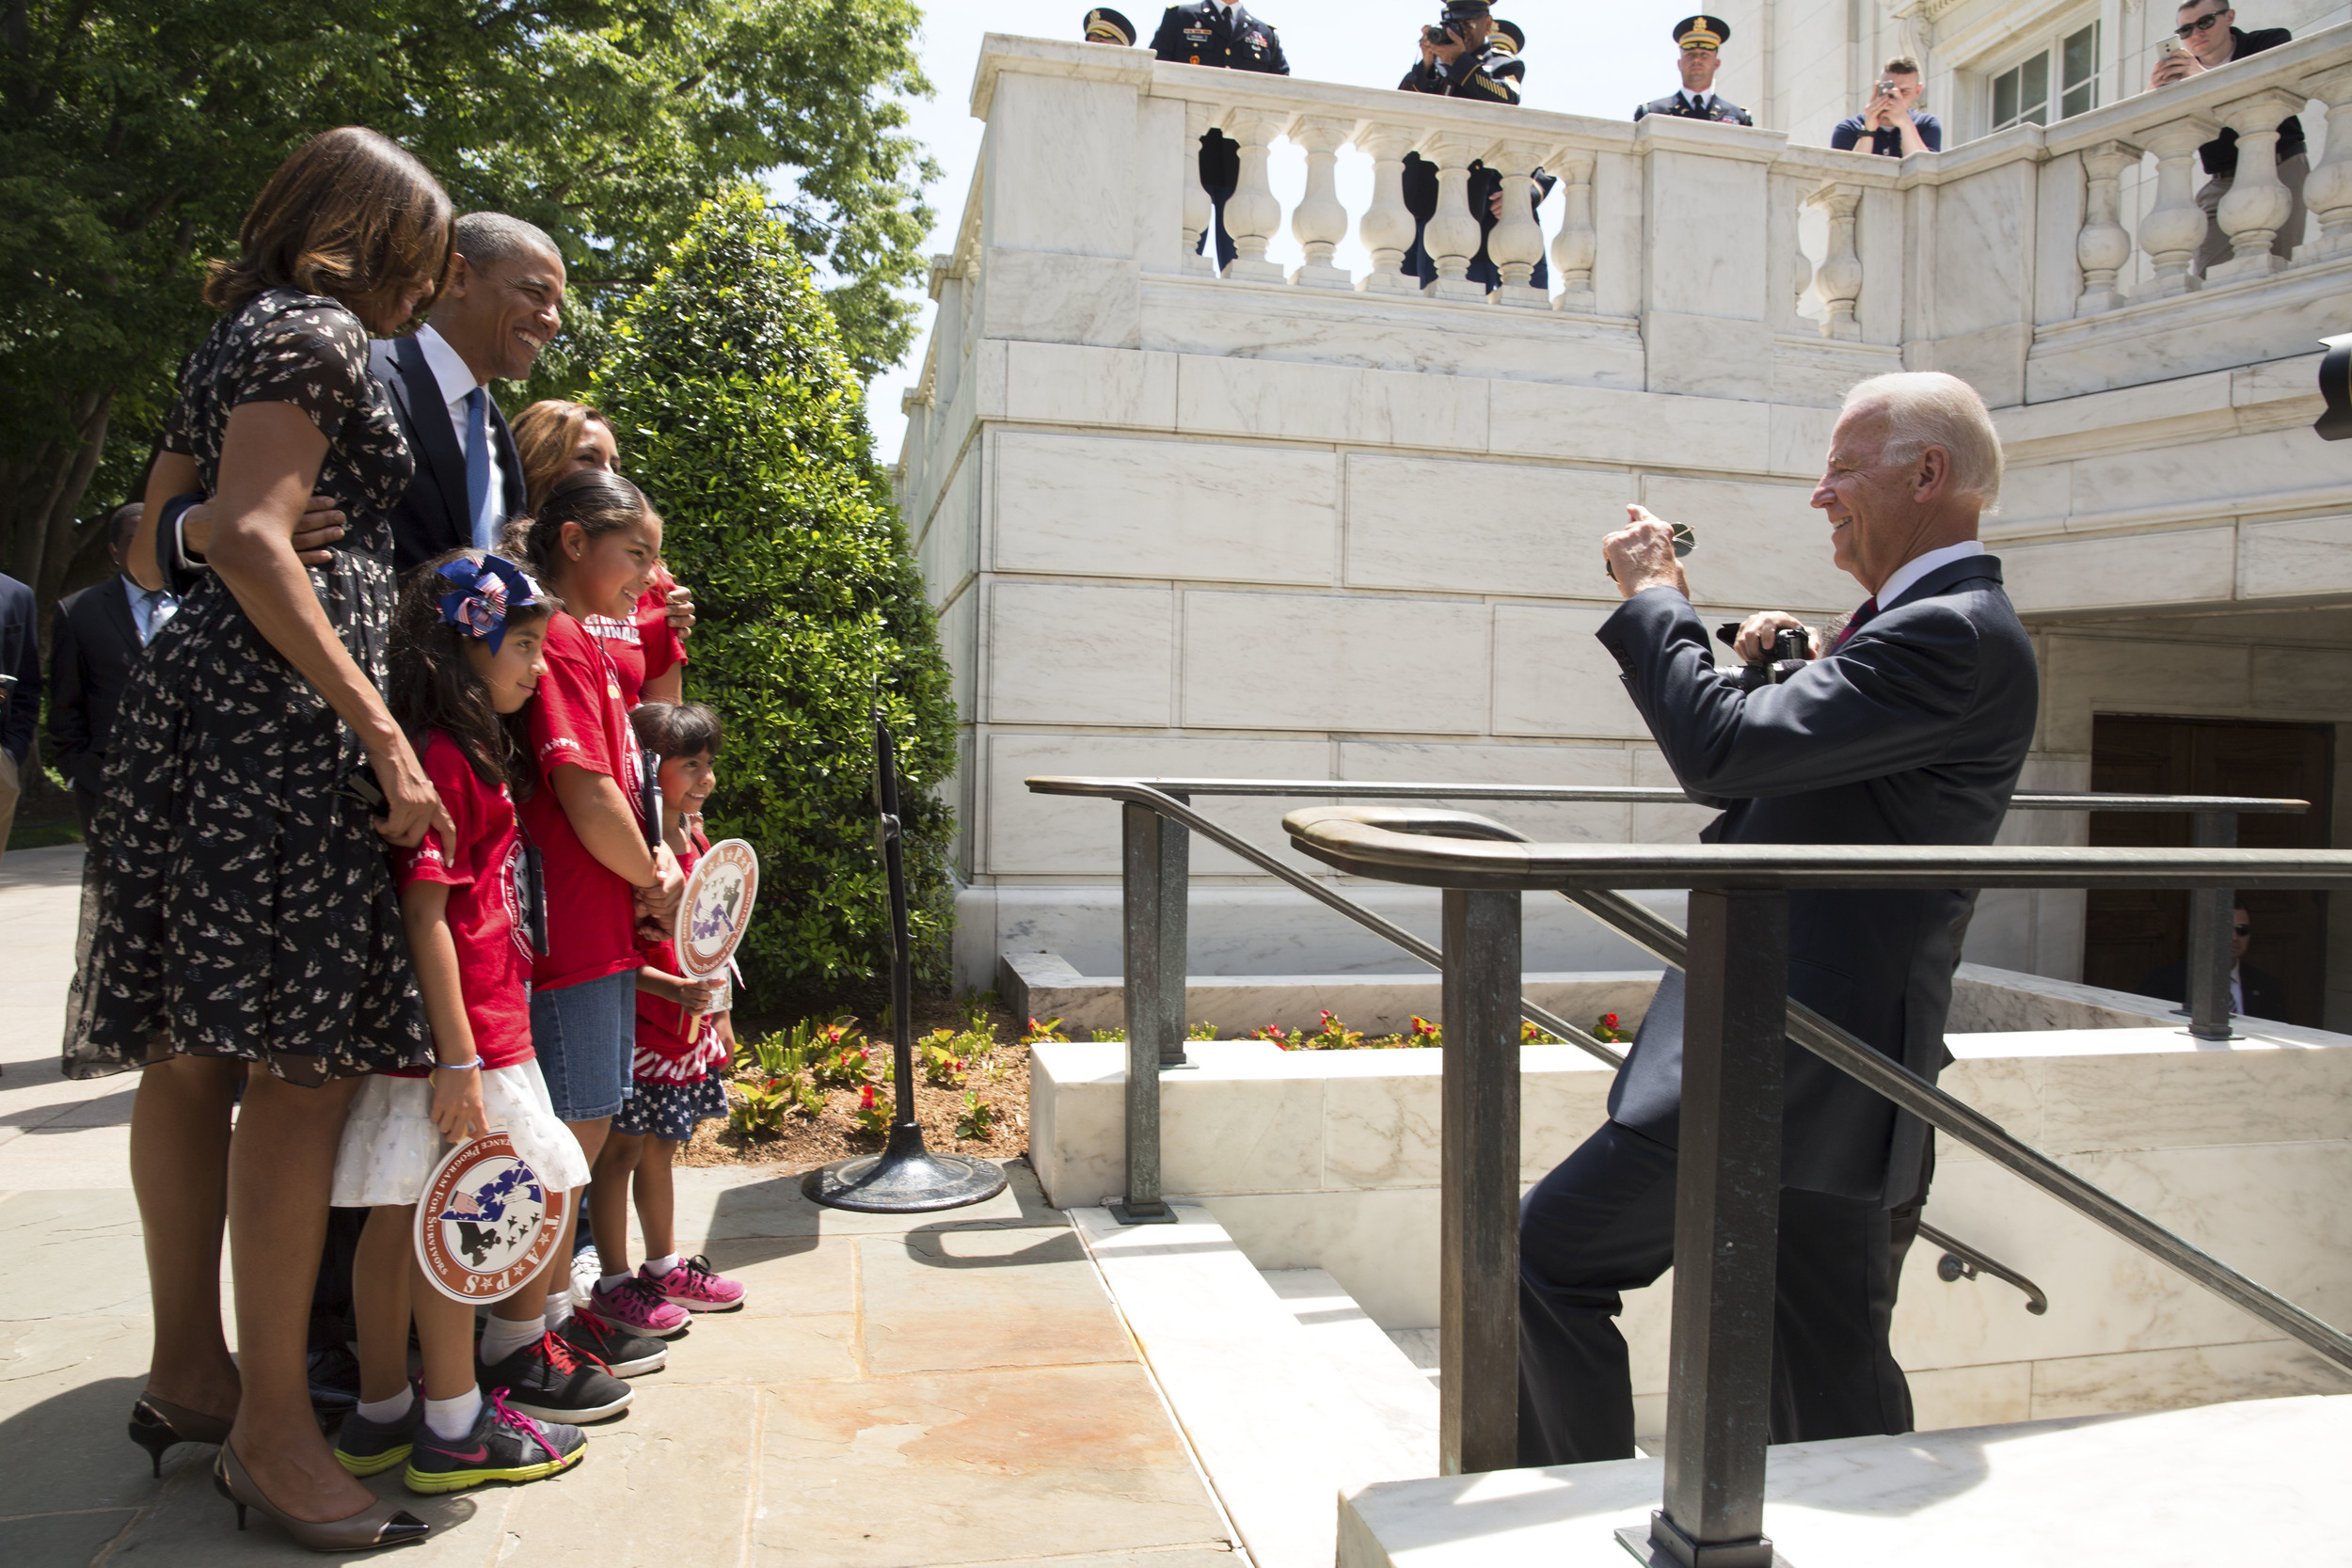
top-left (435, 554), bottom-right (544, 654)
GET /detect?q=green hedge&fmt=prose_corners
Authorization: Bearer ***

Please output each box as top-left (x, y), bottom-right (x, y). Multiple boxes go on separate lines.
top-left (592, 186), bottom-right (958, 993)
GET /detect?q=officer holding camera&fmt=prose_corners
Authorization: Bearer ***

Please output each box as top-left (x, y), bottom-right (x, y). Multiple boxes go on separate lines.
top-left (1635, 15), bottom-right (1754, 125)
top-left (1397, 3), bottom-right (1551, 293)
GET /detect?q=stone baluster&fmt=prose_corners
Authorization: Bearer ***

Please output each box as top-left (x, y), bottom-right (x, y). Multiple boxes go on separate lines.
top-left (1422, 134), bottom-right (1489, 301)
top-left (1289, 116), bottom-right (1355, 290)
top-left (1806, 183), bottom-right (1864, 341)
top-left (1221, 108), bottom-right (1292, 283)
top-left (2296, 64), bottom-right (2352, 261)
top-left (2137, 118), bottom-right (2221, 295)
top-left (1486, 140), bottom-right (1550, 309)
top-left (1790, 216), bottom-right (1815, 322)
top-left (2075, 140), bottom-right (2142, 315)
top-left (1356, 125), bottom-right (1423, 296)
top-left (1181, 102), bottom-right (1219, 277)
top-left (2211, 88), bottom-right (2311, 280)
top-left (1549, 151), bottom-right (1598, 313)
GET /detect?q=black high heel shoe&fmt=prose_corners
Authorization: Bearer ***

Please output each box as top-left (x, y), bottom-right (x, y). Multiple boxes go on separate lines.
top-left (213, 1444), bottom-right (430, 1552)
top-left (128, 1395), bottom-right (233, 1478)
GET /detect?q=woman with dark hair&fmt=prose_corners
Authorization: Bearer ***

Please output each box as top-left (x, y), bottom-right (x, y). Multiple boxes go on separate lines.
top-left (77, 125), bottom-right (454, 1551)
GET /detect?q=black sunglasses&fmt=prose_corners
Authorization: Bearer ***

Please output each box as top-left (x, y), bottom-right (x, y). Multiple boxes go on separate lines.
top-left (2233, 923), bottom-right (2252, 936)
top-left (2175, 11), bottom-right (2229, 39)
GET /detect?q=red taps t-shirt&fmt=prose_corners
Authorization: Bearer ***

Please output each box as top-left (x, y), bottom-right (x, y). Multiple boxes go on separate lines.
top-left (633, 830), bottom-right (725, 1085)
top-left (520, 611), bottom-right (647, 990)
top-left (581, 570), bottom-right (688, 709)
top-left (393, 731), bottom-right (535, 1070)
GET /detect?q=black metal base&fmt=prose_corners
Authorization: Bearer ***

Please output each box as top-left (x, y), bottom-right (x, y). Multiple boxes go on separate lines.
top-left (1617, 1516), bottom-right (1788, 1568)
top-left (1107, 1198), bottom-right (1178, 1226)
top-left (803, 1148), bottom-right (1009, 1212)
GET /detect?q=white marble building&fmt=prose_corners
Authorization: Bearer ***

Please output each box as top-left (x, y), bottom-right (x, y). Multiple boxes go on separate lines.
top-left (892, 23), bottom-right (2352, 1019)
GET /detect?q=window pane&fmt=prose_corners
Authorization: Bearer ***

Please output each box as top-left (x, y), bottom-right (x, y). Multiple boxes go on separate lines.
top-left (2022, 52), bottom-right (2049, 119)
top-left (2062, 80), bottom-right (2095, 119)
top-left (1994, 66), bottom-right (2020, 128)
top-left (2063, 23), bottom-right (2098, 89)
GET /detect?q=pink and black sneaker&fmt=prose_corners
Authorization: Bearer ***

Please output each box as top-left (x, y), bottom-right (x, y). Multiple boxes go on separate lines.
top-left (644, 1254), bottom-right (745, 1313)
top-left (587, 1274), bottom-right (691, 1338)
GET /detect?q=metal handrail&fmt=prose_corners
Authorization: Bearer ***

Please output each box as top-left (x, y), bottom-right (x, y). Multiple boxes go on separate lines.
top-left (1028, 775), bottom-right (2311, 815)
top-left (1923, 1221), bottom-right (2049, 1315)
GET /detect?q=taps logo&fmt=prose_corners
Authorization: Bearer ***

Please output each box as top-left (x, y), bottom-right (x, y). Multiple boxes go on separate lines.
top-left (414, 1132), bottom-right (567, 1304)
top-left (675, 838), bottom-right (759, 980)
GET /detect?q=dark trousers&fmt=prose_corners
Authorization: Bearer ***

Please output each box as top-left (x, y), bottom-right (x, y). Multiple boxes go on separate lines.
top-left (1517, 1119), bottom-right (1914, 1467)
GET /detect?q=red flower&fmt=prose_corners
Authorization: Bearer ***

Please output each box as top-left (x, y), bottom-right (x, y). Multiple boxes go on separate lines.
top-left (859, 1085), bottom-right (877, 1110)
top-left (1602, 1013), bottom-right (1621, 1029)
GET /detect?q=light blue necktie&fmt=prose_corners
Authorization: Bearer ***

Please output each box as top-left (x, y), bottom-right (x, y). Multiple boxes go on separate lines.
top-left (463, 387), bottom-right (498, 550)
top-left (138, 588), bottom-right (177, 646)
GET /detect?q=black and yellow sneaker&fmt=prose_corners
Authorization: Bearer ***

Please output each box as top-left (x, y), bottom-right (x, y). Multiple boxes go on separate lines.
top-left (404, 1391), bottom-right (585, 1495)
top-left (333, 1396), bottom-right (424, 1477)
top-left (475, 1330), bottom-right (632, 1423)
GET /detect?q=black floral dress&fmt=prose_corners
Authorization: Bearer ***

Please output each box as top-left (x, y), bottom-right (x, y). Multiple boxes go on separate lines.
top-left (68, 289), bottom-right (429, 1085)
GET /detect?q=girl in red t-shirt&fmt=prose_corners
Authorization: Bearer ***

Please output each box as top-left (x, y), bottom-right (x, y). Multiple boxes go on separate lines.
top-left (328, 552), bottom-right (594, 1492)
top-left (580, 565), bottom-right (690, 708)
top-left (581, 702), bottom-right (747, 1335)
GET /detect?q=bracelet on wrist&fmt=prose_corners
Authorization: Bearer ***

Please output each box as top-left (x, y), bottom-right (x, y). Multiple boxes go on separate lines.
top-left (434, 1059), bottom-right (481, 1071)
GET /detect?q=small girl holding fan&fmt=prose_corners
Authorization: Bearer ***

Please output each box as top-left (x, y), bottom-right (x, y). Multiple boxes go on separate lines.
top-left (582, 703), bottom-right (747, 1333)
top-left (328, 552), bottom-right (591, 1494)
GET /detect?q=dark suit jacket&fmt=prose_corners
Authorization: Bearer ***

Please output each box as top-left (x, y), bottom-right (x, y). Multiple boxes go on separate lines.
top-left (0, 572), bottom-right (38, 764)
top-left (1635, 91), bottom-right (1754, 126)
top-left (1151, 2), bottom-right (1289, 71)
top-left (1596, 555), bottom-right (2038, 1204)
top-left (45, 578), bottom-right (145, 802)
top-left (2136, 958), bottom-right (2288, 1023)
top-left (368, 335), bottom-right (526, 577)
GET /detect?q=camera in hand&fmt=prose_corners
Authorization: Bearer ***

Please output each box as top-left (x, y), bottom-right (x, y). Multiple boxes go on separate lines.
top-left (1715, 622), bottom-right (1813, 690)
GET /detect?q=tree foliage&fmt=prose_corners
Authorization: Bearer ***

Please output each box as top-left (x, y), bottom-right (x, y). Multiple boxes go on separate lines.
top-left (0, 0), bottom-right (936, 616)
top-left (592, 187), bottom-right (957, 993)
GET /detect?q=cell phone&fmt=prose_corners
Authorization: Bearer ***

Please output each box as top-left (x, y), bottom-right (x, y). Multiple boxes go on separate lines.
top-left (2163, 37), bottom-right (2183, 54)
top-left (340, 769), bottom-right (387, 817)
top-left (1878, 79), bottom-right (1899, 94)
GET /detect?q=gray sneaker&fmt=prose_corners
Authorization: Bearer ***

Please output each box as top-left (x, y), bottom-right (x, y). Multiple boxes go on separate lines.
top-left (333, 1394), bottom-right (425, 1478)
top-left (405, 1390), bottom-right (585, 1494)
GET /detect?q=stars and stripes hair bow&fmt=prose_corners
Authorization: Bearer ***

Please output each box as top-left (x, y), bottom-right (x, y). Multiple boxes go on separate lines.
top-left (435, 554), bottom-right (545, 654)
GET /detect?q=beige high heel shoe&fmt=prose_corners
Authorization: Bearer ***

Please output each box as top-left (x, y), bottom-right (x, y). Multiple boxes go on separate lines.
top-left (214, 1443), bottom-right (431, 1552)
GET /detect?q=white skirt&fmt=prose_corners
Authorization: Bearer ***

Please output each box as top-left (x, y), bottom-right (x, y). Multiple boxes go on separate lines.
top-left (330, 1058), bottom-right (592, 1208)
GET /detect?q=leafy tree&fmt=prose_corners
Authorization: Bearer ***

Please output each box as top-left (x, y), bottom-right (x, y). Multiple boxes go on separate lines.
top-left (593, 186), bottom-right (957, 993)
top-left (0, 0), bottom-right (935, 617)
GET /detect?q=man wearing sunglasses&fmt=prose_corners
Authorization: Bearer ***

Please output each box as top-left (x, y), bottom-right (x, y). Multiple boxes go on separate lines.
top-left (2149, 0), bottom-right (2306, 277)
top-left (2137, 905), bottom-right (2288, 1022)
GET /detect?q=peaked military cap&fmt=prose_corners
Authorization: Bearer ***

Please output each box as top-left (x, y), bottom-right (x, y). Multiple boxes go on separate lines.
top-left (1084, 7), bottom-right (1137, 45)
top-left (1675, 14), bottom-right (1731, 50)
top-left (1441, 0), bottom-right (1492, 21)
top-left (1490, 18), bottom-right (1525, 55)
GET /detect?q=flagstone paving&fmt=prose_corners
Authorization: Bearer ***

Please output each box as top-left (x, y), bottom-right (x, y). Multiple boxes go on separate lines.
top-left (0, 846), bottom-right (1240, 1567)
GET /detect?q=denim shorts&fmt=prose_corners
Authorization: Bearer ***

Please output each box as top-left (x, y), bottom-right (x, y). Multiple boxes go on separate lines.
top-left (528, 969), bottom-right (638, 1123)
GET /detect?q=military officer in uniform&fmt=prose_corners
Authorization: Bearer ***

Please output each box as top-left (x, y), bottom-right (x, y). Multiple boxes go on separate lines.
top-left (1399, 6), bottom-right (1551, 293)
top-left (1141, 3), bottom-right (1290, 270)
top-left (1635, 15), bottom-right (1754, 125)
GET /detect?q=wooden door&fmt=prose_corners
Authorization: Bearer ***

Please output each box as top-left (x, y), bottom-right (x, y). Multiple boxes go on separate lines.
top-left (2083, 716), bottom-right (2333, 1026)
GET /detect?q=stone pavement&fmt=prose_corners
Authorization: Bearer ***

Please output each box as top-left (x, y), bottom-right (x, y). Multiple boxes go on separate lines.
top-left (0, 846), bottom-right (1240, 1567)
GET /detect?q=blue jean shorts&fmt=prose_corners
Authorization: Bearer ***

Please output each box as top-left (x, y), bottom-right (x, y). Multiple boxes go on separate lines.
top-left (528, 969), bottom-right (638, 1123)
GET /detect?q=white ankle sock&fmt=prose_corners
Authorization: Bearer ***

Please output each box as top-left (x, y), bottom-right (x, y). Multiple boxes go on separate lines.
top-left (644, 1253), bottom-right (681, 1277)
top-left (543, 1296), bottom-right (576, 1334)
top-left (423, 1387), bottom-right (483, 1442)
top-left (478, 1312), bottom-right (542, 1365)
top-left (355, 1387), bottom-right (414, 1426)
top-left (598, 1271), bottom-right (631, 1293)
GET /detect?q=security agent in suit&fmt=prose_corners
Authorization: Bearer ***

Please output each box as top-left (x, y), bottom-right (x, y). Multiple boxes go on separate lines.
top-left (1635, 15), bottom-right (1755, 126)
top-left (1398, 9), bottom-right (1554, 293)
top-left (48, 505), bottom-right (176, 837)
top-left (1146, 2), bottom-right (1291, 269)
top-left (2137, 904), bottom-right (2290, 1022)
top-left (1518, 372), bottom-right (2039, 1467)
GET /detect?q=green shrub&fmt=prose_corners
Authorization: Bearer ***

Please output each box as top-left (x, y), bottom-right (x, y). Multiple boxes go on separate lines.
top-left (592, 187), bottom-right (958, 993)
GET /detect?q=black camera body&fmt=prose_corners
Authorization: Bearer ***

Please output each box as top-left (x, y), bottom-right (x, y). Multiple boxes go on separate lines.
top-left (1715, 623), bottom-right (1812, 691)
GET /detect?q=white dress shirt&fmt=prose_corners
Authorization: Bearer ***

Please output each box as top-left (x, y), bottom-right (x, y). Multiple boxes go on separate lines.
top-left (413, 325), bottom-right (507, 528)
top-left (123, 577), bottom-right (177, 645)
top-left (1681, 90), bottom-right (1716, 115)
top-left (1876, 540), bottom-right (1987, 611)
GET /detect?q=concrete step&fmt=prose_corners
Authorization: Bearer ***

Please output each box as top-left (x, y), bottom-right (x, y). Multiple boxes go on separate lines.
top-left (1263, 1267), bottom-right (1442, 1449)
top-left (1341, 1393), bottom-right (2352, 1566)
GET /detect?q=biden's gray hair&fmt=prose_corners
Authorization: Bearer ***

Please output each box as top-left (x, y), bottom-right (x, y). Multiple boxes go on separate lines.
top-left (1842, 371), bottom-right (2003, 511)
top-left (453, 212), bottom-right (560, 273)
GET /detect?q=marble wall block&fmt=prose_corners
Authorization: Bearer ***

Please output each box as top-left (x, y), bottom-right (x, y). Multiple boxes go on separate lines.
top-left (1637, 473), bottom-right (1855, 611)
top-left (1181, 592), bottom-right (1492, 735)
top-left (1335, 739), bottom-right (1637, 846)
top-left (1342, 455), bottom-right (1633, 596)
top-left (1131, 93), bottom-right (1188, 276)
top-left (1001, 341), bottom-right (1177, 430)
top-left (2025, 1338), bottom-right (2350, 1420)
top-left (1767, 340), bottom-right (1904, 411)
top-left (2033, 150), bottom-right (2089, 329)
top-left (1915, 321), bottom-right (2033, 411)
top-left (1207, 1188), bottom-right (1442, 1330)
top-left (1489, 605), bottom-right (1655, 740)
top-left (1486, 380), bottom-right (1772, 473)
top-left (1856, 185), bottom-right (1906, 345)
top-left (1992, 369), bottom-right (2236, 457)
top-left (1162, 1069), bottom-right (1329, 1196)
top-left (2025, 268), bottom-right (2352, 403)
top-left (1906, 1361), bottom-right (2036, 1431)
top-left (977, 249), bottom-right (1141, 349)
top-left (1986, 461), bottom-right (2071, 535)
top-left (918, 452), bottom-right (980, 610)
top-left (2036, 633), bottom-right (2254, 752)
top-left (1590, 150), bottom-right (1645, 322)
top-left (939, 591), bottom-right (978, 726)
top-left (2070, 426), bottom-right (2347, 521)
top-left (1642, 312), bottom-right (1776, 400)
top-left (2248, 642), bottom-right (2352, 717)
top-left (1173, 355), bottom-right (1491, 450)
top-left (2239, 513), bottom-right (2352, 600)
top-left (979, 72), bottom-right (1138, 258)
top-left (1629, 746), bottom-right (1718, 843)
top-left (1642, 149), bottom-right (1770, 321)
top-left (990, 431), bottom-right (1336, 585)
top-left (1767, 404), bottom-right (1839, 479)
top-left (2000, 530), bottom-right (2237, 615)
top-left (982, 731), bottom-right (1334, 878)
top-left (987, 581), bottom-right (1172, 726)
top-left (1927, 161), bottom-right (2038, 339)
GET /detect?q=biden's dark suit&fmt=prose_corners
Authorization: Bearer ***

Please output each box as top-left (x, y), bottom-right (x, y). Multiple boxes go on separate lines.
top-left (1518, 552), bottom-right (2038, 1467)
